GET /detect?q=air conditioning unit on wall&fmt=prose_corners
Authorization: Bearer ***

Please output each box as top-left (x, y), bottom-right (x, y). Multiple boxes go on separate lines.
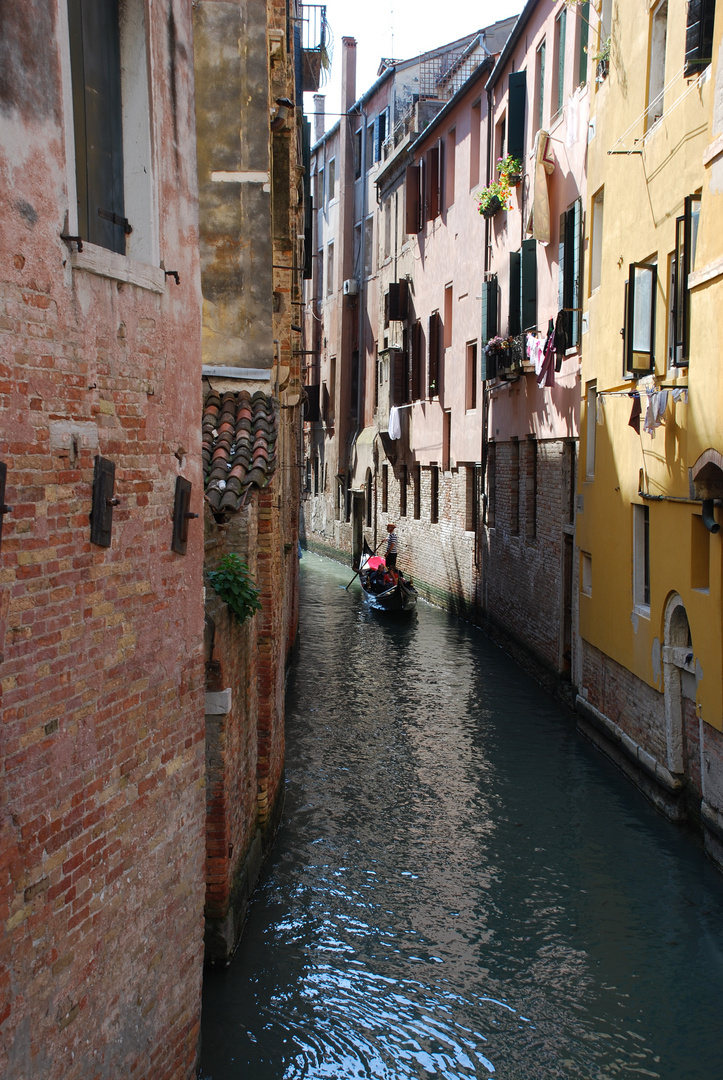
top-left (343, 278), bottom-right (358, 296)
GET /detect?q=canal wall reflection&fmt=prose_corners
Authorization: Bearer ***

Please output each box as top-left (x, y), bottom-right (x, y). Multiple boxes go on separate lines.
top-left (201, 553), bottom-right (723, 1080)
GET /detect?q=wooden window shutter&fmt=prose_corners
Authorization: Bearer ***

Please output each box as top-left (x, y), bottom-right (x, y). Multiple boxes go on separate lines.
top-left (402, 328), bottom-right (410, 404)
top-left (393, 350), bottom-right (406, 406)
top-left (411, 320), bottom-right (422, 400)
top-left (426, 145), bottom-right (439, 220)
top-left (405, 164), bottom-right (420, 233)
top-left (481, 276), bottom-right (498, 345)
top-left (428, 312), bottom-right (440, 397)
top-left (437, 138), bottom-right (444, 213)
top-left (384, 290), bottom-right (391, 328)
top-left (521, 238), bottom-right (537, 333)
top-left (507, 70), bottom-right (527, 161)
top-left (674, 214), bottom-right (687, 364)
top-left (388, 280), bottom-right (409, 321)
top-left (572, 198), bottom-right (583, 346)
top-left (0, 461), bottom-right (9, 551)
top-left (509, 251), bottom-right (521, 336)
top-left (68, 0), bottom-right (127, 254)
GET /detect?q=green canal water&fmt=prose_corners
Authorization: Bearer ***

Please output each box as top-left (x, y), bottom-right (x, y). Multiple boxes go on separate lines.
top-left (200, 551), bottom-right (723, 1080)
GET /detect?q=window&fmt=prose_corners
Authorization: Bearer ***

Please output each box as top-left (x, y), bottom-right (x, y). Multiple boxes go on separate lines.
top-left (625, 261), bottom-right (657, 373)
top-left (384, 199), bottom-right (391, 260)
top-left (400, 465), bottom-right (408, 517)
top-left (486, 443), bottom-right (496, 528)
top-left (428, 311), bottom-right (441, 397)
top-left (466, 342), bottom-right (477, 411)
top-left (581, 552), bottom-right (592, 596)
top-left (364, 216), bottom-right (373, 278)
top-left (442, 412), bottom-right (451, 473)
top-left (559, 199), bottom-right (583, 346)
top-left (328, 357), bottom-right (336, 422)
top-left (691, 513), bottom-right (710, 589)
top-left (633, 504), bottom-right (650, 612)
top-left (426, 140), bottom-right (442, 219)
top-left (377, 109), bottom-right (388, 159)
top-left (585, 382), bottom-right (596, 479)
top-left (366, 121), bottom-right (375, 170)
top-left (510, 439), bottom-right (520, 535)
top-left (470, 100), bottom-right (481, 189)
top-left (382, 465), bottom-right (388, 513)
top-left (576, 1), bottom-right (590, 86)
top-left (405, 162), bottom-right (424, 233)
top-left (509, 240), bottom-right (537, 337)
top-left (646, 2), bottom-right (668, 130)
top-left (685, 0), bottom-right (716, 76)
top-left (446, 128), bottom-right (456, 209)
top-left (431, 466), bottom-right (439, 524)
top-left (465, 467), bottom-right (478, 532)
top-left (555, 8), bottom-right (567, 117)
top-left (335, 476), bottom-right (343, 520)
top-left (590, 188), bottom-right (604, 293)
top-left (315, 168), bottom-right (323, 212)
top-left (388, 279), bottom-right (409, 321)
top-left (444, 284), bottom-right (453, 349)
top-left (525, 437), bottom-right (537, 540)
top-left (413, 464), bottom-right (421, 520)
top-left (328, 158), bottom-right (336, 202)
top-left (481, 274), bottom-right (498, 354)
top-left (673, 193), bottom-right (701, 365)
top-left (326, 242), bottom-right (334, 294)
top-left (68, 0), bottom-right (153, 258)
top-left (411, 320), bottom-right (423, 400)
top-left (354, 129), bottom-right (362, 179)
top-left (497, 115), bottom-right (507, 163)
top-left (536, 39), bottom-right (546, 132)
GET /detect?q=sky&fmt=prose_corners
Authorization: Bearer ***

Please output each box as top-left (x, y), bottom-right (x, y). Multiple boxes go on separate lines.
top-left (304, 0), bottom-right (524, 133)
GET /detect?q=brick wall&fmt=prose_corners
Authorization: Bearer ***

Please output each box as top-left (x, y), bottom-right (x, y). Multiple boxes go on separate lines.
top-left (0, 4), bottom-right (206, 1077)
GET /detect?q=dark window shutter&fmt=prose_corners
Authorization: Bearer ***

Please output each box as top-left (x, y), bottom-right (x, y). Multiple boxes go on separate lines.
top-left (578, 1), bottom-right (590, 85)
top-left (393, 351), bottom-right (406, 405)
top-left (572, 198), bottom-right (583, 345)
top-left (418, 158), bottom-right (426, 231)
top-left (437, 138), bottom-right (444, 212)
top-left (481, 276), bottom-right (498, 343)
top-left (68, 0), bottom-right (126, 254)
top-left (388, 281), bottom-right (409, 321)
top-left (90, 456), bottom-right (117, 548)
top-left (558, 210), bottom-right (566, 315)
top-left (384, 290), bottom-right (391, 328)
top-left (674, 213), bottom-right (687, 363)
top-left (305, 384), bottom-right (321, 421)
top-left (0, 461), bottom-right (8, 551)
top-left (509, 251), bottom-right (521, 335)
top-left (622, 279), bottom-right (630, 375)
top-left (411, 321), bottom-right (422, 400)
top-left (405, 165), bottom-right (420, 233)
top-left (508, 70), bottom-right (527, 161)
top-left (428, 312), bottom-right (440, 397)
top-left (402, 328), bottom-right (410, 403)
top-left (426, 145), bottom-right (440, 219)
top-left (521, 238), bottom-right (537, 332)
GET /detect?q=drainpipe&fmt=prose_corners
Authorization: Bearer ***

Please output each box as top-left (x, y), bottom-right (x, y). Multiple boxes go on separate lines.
top-left (702, 499), bottom-right (720, 533)
top-left (349, 105), bottom-right (367, 482)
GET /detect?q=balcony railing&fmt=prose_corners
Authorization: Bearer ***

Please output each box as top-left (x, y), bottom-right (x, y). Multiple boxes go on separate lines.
top-left (300, 5), bottom-right (330, 92)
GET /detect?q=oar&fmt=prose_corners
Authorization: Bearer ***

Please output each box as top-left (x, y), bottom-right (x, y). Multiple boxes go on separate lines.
top-left (344, 539), bottom-right (384, 590)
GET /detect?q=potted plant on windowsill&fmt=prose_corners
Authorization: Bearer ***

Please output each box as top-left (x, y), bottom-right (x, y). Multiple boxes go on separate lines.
top-left (593, 35), bottom-right (610, 82)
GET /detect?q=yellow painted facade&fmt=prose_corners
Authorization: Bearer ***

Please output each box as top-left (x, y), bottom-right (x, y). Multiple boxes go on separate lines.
top-left (579, 0), bottom-right (723, 733)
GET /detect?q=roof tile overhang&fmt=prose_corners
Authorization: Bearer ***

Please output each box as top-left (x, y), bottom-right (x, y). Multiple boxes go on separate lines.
top-left (203, 389), bottom-right (278, 515)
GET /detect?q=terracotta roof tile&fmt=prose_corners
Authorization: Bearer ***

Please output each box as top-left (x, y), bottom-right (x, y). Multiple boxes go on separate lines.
top-left (203, 389), bottom-right (278, 514)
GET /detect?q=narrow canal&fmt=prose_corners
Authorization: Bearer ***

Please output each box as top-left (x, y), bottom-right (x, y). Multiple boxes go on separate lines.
top-left (200, 552), bottom-right (723, 1080)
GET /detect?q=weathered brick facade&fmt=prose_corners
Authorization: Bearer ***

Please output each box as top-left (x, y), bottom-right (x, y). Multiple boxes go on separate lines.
top-left (0, 2), bottom-right (206, 1077)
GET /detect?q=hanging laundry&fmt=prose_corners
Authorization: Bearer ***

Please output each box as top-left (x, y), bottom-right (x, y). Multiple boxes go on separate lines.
top-left (526, 130), bottom-right (555, 244)
top-left (628, 391), bottom-right (641, 434)
top-left (554, 310), bottom-right (568, 371)
top-left (643, 389), bottom-right (667, 437)
top-left (388, 406), bottom-right (401, 440)
top-left (527, 332), bottom-right (544, 375)
top-left (671, 387), bottom-right (687, 404)
top-left (537, 325), bottom-right (556, 388)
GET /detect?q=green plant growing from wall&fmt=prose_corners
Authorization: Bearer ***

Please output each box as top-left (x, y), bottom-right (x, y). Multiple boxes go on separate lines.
top-left (207, 554), bottom-right (262, 625)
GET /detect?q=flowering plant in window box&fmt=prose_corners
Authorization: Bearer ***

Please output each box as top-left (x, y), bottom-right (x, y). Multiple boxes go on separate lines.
top-left (497, 155), bottom-right (523, 187)
top-left (592, 36), bottom-right (610, 82)
top-left (477, 180), bottom-right (510, 219)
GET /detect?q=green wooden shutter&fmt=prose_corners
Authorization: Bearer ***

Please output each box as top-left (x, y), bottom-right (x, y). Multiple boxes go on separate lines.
top-left (572, 198), bottom-right (583, 345)
top-left (508, 71), bottom-right (527, 161)
top-left (68, 0), bottom-right (126, 254)
top-left (521, 238), bottom-right (537, 333)
top-left (509, 251), bottom-right (521, 335)
top-left (578, 1), bottom-right (590, 86)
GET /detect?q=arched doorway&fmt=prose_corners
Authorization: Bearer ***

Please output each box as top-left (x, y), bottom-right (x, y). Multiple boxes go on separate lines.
top-left (662, 594), bottom-right (696, 781)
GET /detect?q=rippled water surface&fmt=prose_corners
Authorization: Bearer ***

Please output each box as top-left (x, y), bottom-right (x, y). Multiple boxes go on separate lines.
top-left (200, 552), bottom-right (723, 1080)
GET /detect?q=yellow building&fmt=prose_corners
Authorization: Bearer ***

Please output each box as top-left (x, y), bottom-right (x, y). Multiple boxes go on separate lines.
top-left (577, 0), bottom-right (723, 868)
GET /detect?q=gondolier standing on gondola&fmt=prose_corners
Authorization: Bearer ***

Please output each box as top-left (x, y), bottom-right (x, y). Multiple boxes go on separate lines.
top-left (385, 523), bottom-right (398, 570)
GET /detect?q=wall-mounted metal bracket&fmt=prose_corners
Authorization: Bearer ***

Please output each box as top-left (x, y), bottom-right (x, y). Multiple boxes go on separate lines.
top-left (60, 234), bottom-right (84, 252)
top-left (90, 456), bottom-right (118, 547)
top-left (171, 476), bottom-right (198, 554)
top-left (164, 270), bottom-right (180, 285)
top-left (0, 461), bottom-right (11, 550)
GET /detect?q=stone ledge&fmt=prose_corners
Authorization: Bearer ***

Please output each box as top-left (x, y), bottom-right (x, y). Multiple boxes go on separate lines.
top-left (576, 695), bottom-right (683, 795)
top-left (205, 688), bottom-right (232, 716)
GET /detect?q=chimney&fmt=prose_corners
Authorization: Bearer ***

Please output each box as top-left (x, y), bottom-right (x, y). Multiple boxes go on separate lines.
top-left (341, 37), bottom-right (357, 113)
top-left (313, 94), bottom-right (325, 142)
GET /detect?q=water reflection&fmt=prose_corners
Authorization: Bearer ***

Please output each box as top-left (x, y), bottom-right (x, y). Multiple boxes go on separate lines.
top-left (201, 552), bottom-right (723, 1080)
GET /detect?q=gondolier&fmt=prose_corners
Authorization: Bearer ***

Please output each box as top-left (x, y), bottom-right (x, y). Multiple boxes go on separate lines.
top-left (385, 523), bottom-right (398, 569)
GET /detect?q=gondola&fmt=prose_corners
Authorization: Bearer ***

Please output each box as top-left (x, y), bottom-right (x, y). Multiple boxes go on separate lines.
top-left (357, 539), bottom-right (418, 614)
